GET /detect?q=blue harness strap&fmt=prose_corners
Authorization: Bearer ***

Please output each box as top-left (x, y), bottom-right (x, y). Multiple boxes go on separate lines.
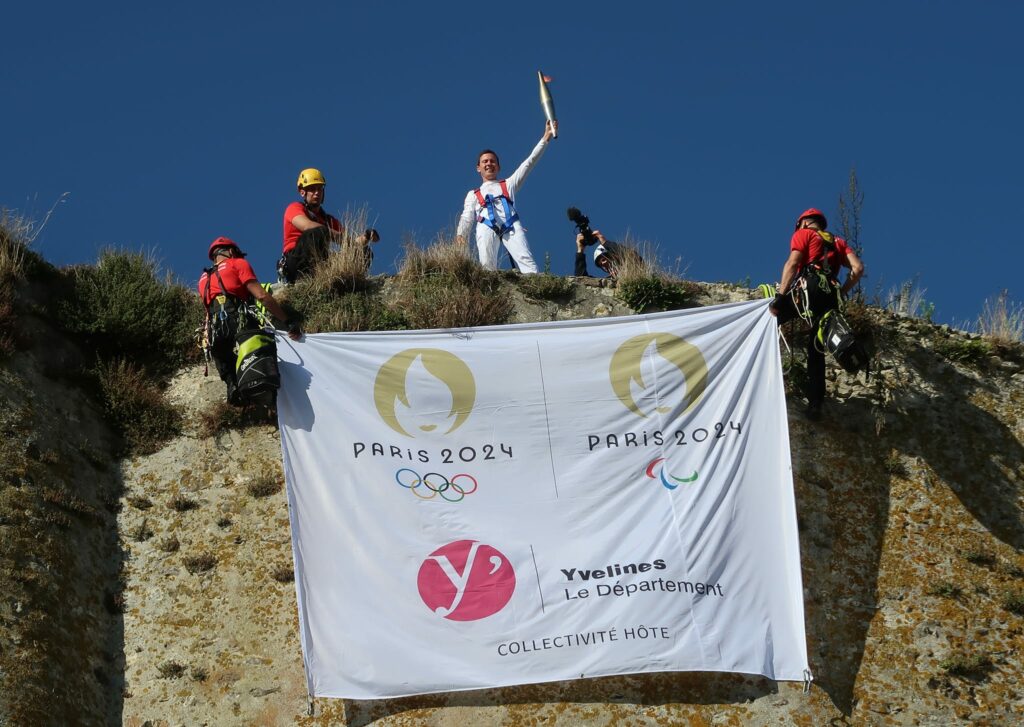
top-left (474, 180), bottom-right (519, 237)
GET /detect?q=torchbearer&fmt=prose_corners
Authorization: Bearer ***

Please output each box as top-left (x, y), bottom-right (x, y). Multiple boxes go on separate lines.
top-left (538, 71), bottom-right (557, 138)
top-left (455, 119), bottom-right (557, 273)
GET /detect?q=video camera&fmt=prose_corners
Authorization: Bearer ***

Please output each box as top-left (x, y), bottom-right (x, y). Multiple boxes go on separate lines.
top-left (567, 207), bottom-right (597, 246)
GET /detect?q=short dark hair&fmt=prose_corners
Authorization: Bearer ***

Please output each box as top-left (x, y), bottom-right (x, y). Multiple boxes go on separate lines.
top-left (477, 149), bottom-right (500, 165)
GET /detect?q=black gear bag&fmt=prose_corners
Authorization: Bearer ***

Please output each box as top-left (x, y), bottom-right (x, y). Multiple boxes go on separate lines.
top-left (234, 329), bottom-right (280, 407)
top-left (817, 310), bottom-right (870, 373)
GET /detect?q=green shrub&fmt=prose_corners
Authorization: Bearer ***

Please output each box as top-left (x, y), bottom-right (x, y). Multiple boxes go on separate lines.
top-left (961, 549), bottom-right (996, 567)
top-left (287, 287), bottom-right (407, 333)
top-left (58, 250), bottom-right (202, 377)
top-left (1002, 590), bottom-right (1024, 616)
top-left (615, 276), bottom-right (690, 313)
top-left (940, 652), bottom-right (993, 679)
top-left (933, 338), bottom-right (991, 366)
top-left (518, 273), bottom-right (575, 301)
top-left (927, 581), bottom-right (962, 599)
top-left (95, 358), bottom-right (181, 455)
top-left (884, 450), bottom-right (908, 477)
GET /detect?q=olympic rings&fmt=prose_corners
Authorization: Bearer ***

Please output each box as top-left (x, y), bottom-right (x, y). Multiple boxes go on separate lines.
top-left (394, 469), bottom-right (479, 503)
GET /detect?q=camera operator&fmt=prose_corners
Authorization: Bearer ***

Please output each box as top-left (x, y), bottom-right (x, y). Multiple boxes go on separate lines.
top-left (569, 207), bottom-right (635, 279)
top-left (575, 230), bottom-right (624, 278)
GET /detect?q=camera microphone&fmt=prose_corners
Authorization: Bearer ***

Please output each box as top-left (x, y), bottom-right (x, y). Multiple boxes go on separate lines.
top-left (567, 207), bottom-right (597, 245)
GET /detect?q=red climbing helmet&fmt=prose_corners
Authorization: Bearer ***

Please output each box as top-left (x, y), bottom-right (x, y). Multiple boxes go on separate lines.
top-left (795, 208), bottom-right (827, 231)
top-left (208, 236), bottom-right (245, 260)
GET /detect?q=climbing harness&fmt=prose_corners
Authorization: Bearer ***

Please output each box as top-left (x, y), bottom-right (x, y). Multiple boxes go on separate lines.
top-left (474, 180), bottom-right (519, 238)
top-left (200, 267), bottom-right (279, 404)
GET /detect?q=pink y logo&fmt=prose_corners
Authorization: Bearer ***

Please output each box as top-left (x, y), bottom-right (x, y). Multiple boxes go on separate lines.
top-left (417, 540), bottom-right (516, 621)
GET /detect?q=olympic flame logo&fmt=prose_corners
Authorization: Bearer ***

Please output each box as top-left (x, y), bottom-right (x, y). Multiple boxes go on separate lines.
top-left (609, 333), bottom-right (708, 418)
top-left (373, 348), bottom-right (476, 437)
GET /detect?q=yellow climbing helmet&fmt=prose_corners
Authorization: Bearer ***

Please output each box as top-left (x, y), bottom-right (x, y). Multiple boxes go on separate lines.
top-left (296, 168), bottom-right (326, 189)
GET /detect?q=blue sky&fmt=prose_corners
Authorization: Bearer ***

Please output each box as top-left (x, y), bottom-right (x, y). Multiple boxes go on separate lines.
top-left (3, 1), bottom-right (1021, 327)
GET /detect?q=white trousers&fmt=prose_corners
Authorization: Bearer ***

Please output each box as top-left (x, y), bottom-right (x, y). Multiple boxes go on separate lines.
top-left (476, 227), bottom-right (538, 274)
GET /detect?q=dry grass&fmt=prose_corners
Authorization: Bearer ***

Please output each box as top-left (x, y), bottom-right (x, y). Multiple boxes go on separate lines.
top-left (271, 565), bottom-right (294, 583)
top-left (977, 290), bottom-right (1024, 344)
top-left (247, 474), bottom-right (282, 498)
top-left (94, 358), bottom-right (181, 455)
top-left (130, 518), bottom-right (154, 542)
top-left (0, 211), bottom-right (32, 284)
top-left (396, 237), bottom-right (484, 284)
top-left (884, 279), bottom-right (933, 320)
top-left (196, 399), bottom-right (276, 438)
top-left (300, 205), bottom-right (378, 294)
top-left (183, 553), bottom-right (217, 574)
top-left (169, 494), bottom-right (199, 512)
top-left (157, 661), bottom-right (186, 679)
top-left (42, 486), bottom-right (97, 518)
top-left (390, 237), bottom-right (513, 329)
top-left (0, 212), bottom-right (33, 356)
top-left (126, 495), bottom-right (153, 511)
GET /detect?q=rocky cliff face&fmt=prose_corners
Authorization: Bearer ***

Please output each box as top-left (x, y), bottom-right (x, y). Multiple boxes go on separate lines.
top-left (3, 280), bottom-right (1023, 726)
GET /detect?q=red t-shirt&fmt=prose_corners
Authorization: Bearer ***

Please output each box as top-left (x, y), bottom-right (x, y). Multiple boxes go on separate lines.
top-left (282, 202), bottom-right (344, 254)
top-left (198, 258), bottom-right (258, 304)
top-left (790, 229), bottom-right (852, 275)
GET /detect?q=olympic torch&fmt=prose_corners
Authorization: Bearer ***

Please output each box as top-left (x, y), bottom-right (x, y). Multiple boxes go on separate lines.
top-left (537, 70), bottom-right (557, 138)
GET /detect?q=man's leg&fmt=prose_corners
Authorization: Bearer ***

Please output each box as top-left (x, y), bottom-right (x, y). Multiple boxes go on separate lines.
top-left (503, 233), bottom-right (538, 274)
top-left (211, 341), bottom-right (242, 405)
top-left (476, 232), bottom-right (501, 271)
top-left (284, 227), bottom-right (332, 282)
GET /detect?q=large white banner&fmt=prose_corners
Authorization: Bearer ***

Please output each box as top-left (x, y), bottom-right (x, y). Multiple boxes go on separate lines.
top-left (277, 299), bottom-right (809, 699)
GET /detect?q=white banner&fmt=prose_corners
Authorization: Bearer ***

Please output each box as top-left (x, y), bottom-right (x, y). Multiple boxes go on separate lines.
top-left (277, 299), bottom-right (808, 699)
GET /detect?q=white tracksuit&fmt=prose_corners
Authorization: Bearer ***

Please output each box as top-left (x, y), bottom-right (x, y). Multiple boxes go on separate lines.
top-left (457, 138), bottom-right (548, 273)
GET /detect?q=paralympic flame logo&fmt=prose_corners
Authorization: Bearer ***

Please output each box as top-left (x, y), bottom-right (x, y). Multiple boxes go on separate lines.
top-left (373, 348), bottom-right (476, 437)
top-left (417, 540), bottom-right (516, 621)
top-left (645, 458), bottom-right (698, 490)
top-left (609, 333), bottom-right (708, 418)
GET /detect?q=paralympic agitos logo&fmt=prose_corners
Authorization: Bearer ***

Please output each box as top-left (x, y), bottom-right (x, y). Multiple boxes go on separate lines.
top-left (609, 333), bottom-right (708, 417)
top-left (373, 348), bottom-right (476, 437)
